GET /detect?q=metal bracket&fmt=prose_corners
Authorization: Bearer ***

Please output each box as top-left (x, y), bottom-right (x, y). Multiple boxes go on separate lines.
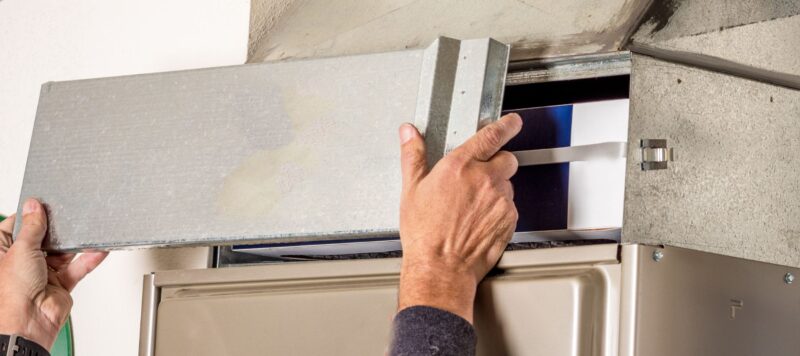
top-left (513, 141), bottom-right (627, 167)
top-left (640, 139), bottom-right (673, 171)
top-left (5, 335), bottom-right (18, 356)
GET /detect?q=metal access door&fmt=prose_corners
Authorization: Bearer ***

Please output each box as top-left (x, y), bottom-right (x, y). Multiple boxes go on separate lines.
top-left (15, 38), bottom-right (508, 251)
top-left (142, 244), bottom-right (621, 356)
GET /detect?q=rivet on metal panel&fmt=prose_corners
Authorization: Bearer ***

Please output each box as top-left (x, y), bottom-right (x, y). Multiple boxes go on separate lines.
top-left (640, 139), bottom-right (674, 171)
top-left (785, 272), bottom-right (795, 284)
top-left (652, 249), bottom-right (664, 262)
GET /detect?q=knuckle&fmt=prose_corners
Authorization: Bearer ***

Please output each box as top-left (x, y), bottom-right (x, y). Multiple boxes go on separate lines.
top-left (22, 215), bottom-right (46, 230)
top-left (500, 150), bottom-right (519, 169)
top-left (479, 173), bottom-right (494, 190)
top-left (402, 145), bottom-right (423, 161)
top-left (441, 155), bottom-right (466, 174)
top-left (481, 125), bottom-right (504, 148)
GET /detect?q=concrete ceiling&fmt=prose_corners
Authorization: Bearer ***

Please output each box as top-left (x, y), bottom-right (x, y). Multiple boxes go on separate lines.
top-left (248, 0), bottom-right (650, 63)
top-left (249, 0), bottom-right (800, 80)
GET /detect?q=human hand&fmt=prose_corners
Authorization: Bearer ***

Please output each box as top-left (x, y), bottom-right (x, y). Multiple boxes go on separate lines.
top-left (0, 198), bottom-right (108, 349)
top-left (396, 113), bottom-right (522, 323)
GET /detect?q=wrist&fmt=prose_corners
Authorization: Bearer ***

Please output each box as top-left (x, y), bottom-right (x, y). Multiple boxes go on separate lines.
top-left (0, 303), bottom-right (52, 349)
top-left (398, 261), bottom-right (478, 323)
top-left (0, 334), bottom-right (51, 356)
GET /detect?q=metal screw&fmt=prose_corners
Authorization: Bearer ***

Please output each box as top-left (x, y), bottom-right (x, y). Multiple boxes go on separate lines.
top-left (652, 250), bottom-right (664, 262)
top-left (785, 272), bottom-right (795, 284)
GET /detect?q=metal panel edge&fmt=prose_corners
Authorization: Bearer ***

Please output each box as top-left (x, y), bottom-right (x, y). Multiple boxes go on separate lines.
top-left (444, 38), bottom-right (510, 154)
top-left (138, 273), bottom-right (159, 356)
top-left (506, 51), bottom-right (631, 86)
top-left (629, 42), bottom-right (800, 91)
top-left (618, 243), bottom-right (642, 356)
top-left (413, 37), bottom-right (461, 168)
top-left (153, 244), bottom-right (618, 288)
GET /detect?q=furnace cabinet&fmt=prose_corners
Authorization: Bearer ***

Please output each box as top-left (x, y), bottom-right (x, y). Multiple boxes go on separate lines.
top-left (134, 46), bottom-right (798, 355)
top-left (142, 244), bottom-right (799, 356)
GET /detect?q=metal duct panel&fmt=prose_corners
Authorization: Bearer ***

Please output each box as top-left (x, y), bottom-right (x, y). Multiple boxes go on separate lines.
top-left (630, 0), bottom-right (800, 44)
top-left (628, 0), bottom-right (800, 87)
top-left (15, 38), bottom-right (509, 251)
top-left (623, 54), bottom-right (800, 267)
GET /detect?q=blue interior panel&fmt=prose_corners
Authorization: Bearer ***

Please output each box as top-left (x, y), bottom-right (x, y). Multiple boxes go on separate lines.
top-left (502, 105), bottom-right (572, 232)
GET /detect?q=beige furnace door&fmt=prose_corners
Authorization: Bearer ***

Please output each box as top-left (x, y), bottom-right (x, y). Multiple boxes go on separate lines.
top-left (148, 244), bottom-right (620, 356)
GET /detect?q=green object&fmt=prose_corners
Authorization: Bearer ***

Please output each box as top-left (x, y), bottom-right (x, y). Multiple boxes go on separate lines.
top-left (0, 214), bottom-right (74, 356)
top-left (51, 318), bottom-right (74, 356)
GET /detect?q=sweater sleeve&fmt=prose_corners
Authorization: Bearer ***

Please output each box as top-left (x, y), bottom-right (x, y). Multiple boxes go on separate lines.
top-left (389, 306), bottom-right (476, 356)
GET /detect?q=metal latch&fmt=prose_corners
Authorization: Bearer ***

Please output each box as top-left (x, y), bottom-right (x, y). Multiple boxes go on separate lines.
top-left (640, 139), bottom-right (673, 170)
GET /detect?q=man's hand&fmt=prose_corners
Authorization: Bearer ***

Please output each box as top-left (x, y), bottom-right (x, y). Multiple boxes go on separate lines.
top-left (397, 113), bottom-right (522, 323)
top-left (0, 198), bottom-right (108, 349)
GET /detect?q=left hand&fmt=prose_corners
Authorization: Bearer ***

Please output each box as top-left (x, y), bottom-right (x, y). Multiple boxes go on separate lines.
top-left (0, 198), bottom-right (108, 349)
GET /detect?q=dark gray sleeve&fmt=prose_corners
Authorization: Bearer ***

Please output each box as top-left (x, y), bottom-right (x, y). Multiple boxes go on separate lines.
top-left (389, 305), bottom-right (476, 356)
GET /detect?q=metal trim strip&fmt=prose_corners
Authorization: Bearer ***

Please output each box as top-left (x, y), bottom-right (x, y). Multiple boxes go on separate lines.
top-left (153, 244), bottom-right (619, 288)
top-left (138, 273), bottom-right (159, 356)
top-left (629, 42), bottom-right (800, 91)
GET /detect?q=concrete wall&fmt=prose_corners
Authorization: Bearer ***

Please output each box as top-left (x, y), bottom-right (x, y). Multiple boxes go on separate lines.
top-left (0, 1), bottom-right (249, 354)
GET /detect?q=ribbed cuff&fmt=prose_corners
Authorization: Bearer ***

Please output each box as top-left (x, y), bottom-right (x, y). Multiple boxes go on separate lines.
top-left (389, 305), bottom-right (476, 356)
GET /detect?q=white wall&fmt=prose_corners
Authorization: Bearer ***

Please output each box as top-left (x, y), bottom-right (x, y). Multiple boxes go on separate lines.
top-left (0, 1), bottom-right (250, 354)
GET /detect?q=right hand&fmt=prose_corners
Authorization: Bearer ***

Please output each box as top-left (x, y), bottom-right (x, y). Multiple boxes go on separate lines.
top-left (397, 113), bottom-right (522, 323)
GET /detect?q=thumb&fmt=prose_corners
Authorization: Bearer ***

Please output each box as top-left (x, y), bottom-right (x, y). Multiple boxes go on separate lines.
top-left (399, 123), bottom-right (428, 189)
top-left (12, 198), bottom-right (48, 252)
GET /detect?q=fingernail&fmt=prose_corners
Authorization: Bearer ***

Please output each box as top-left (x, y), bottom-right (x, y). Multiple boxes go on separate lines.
top-left (399, 124), bottom-right (416, 144)
top-left (23, 199), bottom-right (40, 215)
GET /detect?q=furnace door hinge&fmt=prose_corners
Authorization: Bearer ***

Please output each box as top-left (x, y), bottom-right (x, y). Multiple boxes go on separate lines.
top-left (640, 139), bottom-right (674, 171)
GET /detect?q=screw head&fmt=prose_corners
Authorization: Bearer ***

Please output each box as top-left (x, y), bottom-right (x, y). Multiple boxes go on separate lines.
top-left (785, 273), bottom-right (795, 284)
top-left (652, 250), bottom-right (664, 262)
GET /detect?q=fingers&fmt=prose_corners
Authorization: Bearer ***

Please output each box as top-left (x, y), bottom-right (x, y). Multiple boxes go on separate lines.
top-left (458, 113), bottom-right (522, 162)
top-left (58, 251), bottom-right (108, 292)
top-left (46, 253), bottom-right (77, 271)
top-left (0, 214), bottom-right (15, 236)
top-left (399, 123), bottom-right (428, 189)
top-left (486, 150), bottom-right (519, 180)
top-left (0, 215), bottom-right (15, 251)
top-left (12, 198), bottom-right (48, 252)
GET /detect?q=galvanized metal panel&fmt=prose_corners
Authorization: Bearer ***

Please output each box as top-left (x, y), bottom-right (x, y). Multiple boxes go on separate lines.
top-left (628, 0), bottom-right (800, 87)
top-left (637, 14), bottom-right (800, 78)
top-left (506, 51), bottom-right (632, 86)
top-left (15, 38), bottom-right (509, 251)
top-left (623, 54), bottom-right (800, 267)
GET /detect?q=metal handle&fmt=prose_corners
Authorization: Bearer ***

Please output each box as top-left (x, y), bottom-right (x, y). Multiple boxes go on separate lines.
top-left (512, 142), bottom-right (627, 167)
